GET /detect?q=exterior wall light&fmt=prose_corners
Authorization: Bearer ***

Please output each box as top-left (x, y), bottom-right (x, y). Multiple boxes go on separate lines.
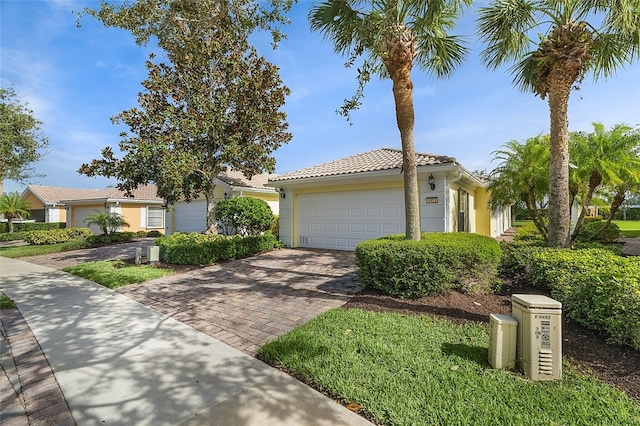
top-left (280, 187), bottom-right (286, 199)
top-left (428, 173), bottom-right (435, 191)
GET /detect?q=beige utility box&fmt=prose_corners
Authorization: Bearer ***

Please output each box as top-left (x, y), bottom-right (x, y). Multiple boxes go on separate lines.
top-left (512, 294), bottom-right (562, 381)
top-left (147, 246), bottom-right (160, 264)
top-left (488, 314), bottom-right (518, 369)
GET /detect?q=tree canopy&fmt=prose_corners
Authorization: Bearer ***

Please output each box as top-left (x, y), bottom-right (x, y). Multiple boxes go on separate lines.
top-left (0, 87), bottom-right (49, 184)
top-left (78, 0), bottom-right (292, 232)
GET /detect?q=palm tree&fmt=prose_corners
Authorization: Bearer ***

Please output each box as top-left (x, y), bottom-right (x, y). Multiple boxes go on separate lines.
top-left (569, 123), bottom-right (640, 242)
top-left (488, 136), bottom-right (550, 240)
top-left (309, 0), bottom-right (471, 240)
top-left (477, 0), bottom-right (640, 247)
top-left (0, 192), bottom-right (31, 233)
top-left (84, 210), bottom-right (130, 236)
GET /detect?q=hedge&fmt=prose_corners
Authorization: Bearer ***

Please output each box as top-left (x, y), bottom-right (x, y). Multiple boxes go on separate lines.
top-left (0, 231), bottom-right (30, 242)
top-left (24, 228), bottom-right (93, 245)
top-left (156, 232), bottom-right (277, 265)
top-left (500, 242), bottom-right (640, 349)
top-left (87, 232), bottom-right (135, 244)
top-left (356, 233), bottom-right (502, 298)
top-left (0, 222), bottom-right (66, 234)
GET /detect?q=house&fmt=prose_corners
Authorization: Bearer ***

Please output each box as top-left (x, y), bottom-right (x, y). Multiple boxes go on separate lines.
top-left (165, 170), bottom-right (279, 235)
top-left (21, 185), bottom-right (97, 223)
top-left (60, 185), bottom-right (165, 235)
top-left (268, 148), bottom-right (511, 251)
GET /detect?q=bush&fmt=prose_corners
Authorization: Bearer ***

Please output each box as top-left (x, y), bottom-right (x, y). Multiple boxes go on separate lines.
top-left (24, 228), bottom-right (93, 245)
top-left (234, 233), bottom-right (278, 259)
top-left (215, 197), bottom-right (274, 236)
top-left (157, 232), bottom-right (278, 264)
top-left (356, 233), bottom-right (502, 298)
top-left (270, 215), bottom-right (279, 240)
top-left (0, 222), bottom-right (65, 234)
top-left (146, 230), bottom-right (162, 238)
top-left (501, 243), bottom-right (640, 349)
top-left (87, 232), bottom-right (134, 244)
top-left (0, 231), bottom-right (30, 242)
top-left (575, 220), bottom-right (620, 243)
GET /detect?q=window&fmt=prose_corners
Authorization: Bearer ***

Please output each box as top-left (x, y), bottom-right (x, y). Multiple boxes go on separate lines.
top-left (457, 188), bottom-right (470, 232)
top-left (147, 206), bottom-right (164, 228)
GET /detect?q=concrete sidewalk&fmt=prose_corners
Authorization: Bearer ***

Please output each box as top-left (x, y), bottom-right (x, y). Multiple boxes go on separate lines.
top-left (0, 257), bottom-right (371, 426)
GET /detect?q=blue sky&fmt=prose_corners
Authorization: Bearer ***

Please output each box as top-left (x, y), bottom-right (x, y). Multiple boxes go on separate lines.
top-left (2, 0), bottom-right (639, 195)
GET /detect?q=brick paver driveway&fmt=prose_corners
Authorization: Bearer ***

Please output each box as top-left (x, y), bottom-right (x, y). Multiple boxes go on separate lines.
top-left (117, 248), bottom-right (363, 355)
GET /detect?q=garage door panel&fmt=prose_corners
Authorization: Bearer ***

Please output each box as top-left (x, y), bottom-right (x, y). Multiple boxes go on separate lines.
top-left (297, 188), bottom-right (405, 251)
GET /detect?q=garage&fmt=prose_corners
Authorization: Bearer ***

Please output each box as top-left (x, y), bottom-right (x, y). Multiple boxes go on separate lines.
top-left (172, 200), bottom-right (207, 234)
top-left (72, 207), bottom-right (105, 235)
top-left (297, 188), bottom-right (405, 250)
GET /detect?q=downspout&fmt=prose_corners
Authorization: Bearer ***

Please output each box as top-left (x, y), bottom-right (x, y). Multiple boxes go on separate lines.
top-left (444, 172), bottom-right (463, 233)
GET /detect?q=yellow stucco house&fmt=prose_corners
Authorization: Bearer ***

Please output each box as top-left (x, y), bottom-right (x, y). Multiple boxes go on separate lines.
top-left (268, 148), bottom-right (511, 251)
top-left (165, 170), bottom-right (279, 235)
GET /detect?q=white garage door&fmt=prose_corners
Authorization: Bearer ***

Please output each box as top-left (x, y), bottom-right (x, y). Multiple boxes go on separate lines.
top-left (173, 200), bottom-right (207, 233)
top-left (73, 208), bottom-right (104, 235)
top-left (297, 189), bottom-right (406, 250)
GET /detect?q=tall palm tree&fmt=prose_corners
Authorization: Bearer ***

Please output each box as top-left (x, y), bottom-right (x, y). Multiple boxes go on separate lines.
top-left (309, 0), bottom-right (471, 240)
top-left (477, 0), bottom-right (640, 247)
top-left (0, 192), bottom-right (31, 233)
top-left (569, 122), bottom-right (640, 242)
top-left (488, 136), bottom-right (550, 240)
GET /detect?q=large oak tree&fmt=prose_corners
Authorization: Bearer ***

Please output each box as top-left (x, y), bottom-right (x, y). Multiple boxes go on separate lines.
top-left (79, 0), bottom-right (292, 232)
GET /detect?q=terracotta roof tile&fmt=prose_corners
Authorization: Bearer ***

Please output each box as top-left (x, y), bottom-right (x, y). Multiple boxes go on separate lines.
top-left (219, 170), bottom-right (277, 191)
top-left (27, 184), bottom-right (163, 203)
top-left (270, 148), bottom-right (457, 182)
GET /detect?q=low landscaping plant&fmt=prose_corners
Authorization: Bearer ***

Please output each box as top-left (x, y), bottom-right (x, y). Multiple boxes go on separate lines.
top-left (500, 242), bottom-right (640, 349)
top-left (87, 232), bottom-right (135, 244)
top-left (0, 222), bottom-right (65, 234)
top-left (24, 228), bottom-right (93, 245)
top-left (63, 260), bottom-right (173, 289)
top-left (575, 220), bottom-right (620, 243)
top-left (156, 232), bottom-right (277, 265)
top-left (356, 233), bottom-right (501, 298)
top-left (0, 231), bottom-right (30, 242)
top-left (258, 308), bottom-right (640, 426)
top-left (0, 294), bottom-right (15, 309)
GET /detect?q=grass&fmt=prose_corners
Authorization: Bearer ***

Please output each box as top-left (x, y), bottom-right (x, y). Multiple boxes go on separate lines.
top-left (62, 260), bottom-right (173, 289)
top-left (0, 294), bottom-right (15, 309)
top-left (258, 309), bottom-right (640, 426)
top-left (614, 220), bottom-right (640, 238)
top-left (0, 239), bottom-right (89, 258)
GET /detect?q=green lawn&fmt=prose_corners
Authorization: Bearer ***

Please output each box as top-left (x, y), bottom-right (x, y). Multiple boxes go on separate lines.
top-left (259, 309), bottom-right (639, 426)
top-left (63, 260), bottom-right (173, 289)
top-left (614, 220), bottom-right (640, 238)
top-left (0, 240), bottom-right (89, 258)
top-left (0, 294), bottom-right (15, 309)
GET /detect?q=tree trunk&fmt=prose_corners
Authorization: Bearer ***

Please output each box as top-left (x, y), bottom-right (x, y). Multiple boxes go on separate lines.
top-left (593, 190), bottom-right (625, 239)
top-left (204, 184), bottom-right (218, 234)
top-left (546, 75), bottom-right (573, 248)
top-left (570, 171), bottom-right (602, 242)
top-left (7, 217), bottom-right (14, 234)
top-left (385, 32), bottom-right (420, 241)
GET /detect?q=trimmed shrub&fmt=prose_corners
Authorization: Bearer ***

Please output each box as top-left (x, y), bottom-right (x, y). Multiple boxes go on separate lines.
top-left (514, 223), bottom-right (545, 242)
top-left (87, 232), bottom-right (134, 244)
top-left (575, 220), bottom-right (620, 243)
top-left (146, 230), bottom-right (162, 238)
top-left (501, 243), bottom-right (640, 349)
top-left (24, 228), bottom-right (93, 245)
top-left (234, 233), bottom-right (278, 259)
top-left (270, 215), bottom-right (279, 240)
top-left (156, 233), bottom-right (236, 265)
top-left (356, 233), bottom-right (502, 298)
top-left (0, 222), bottom-right (65, 234)
top-left (215, 197), bottom-right (274, 236)
top-left (0, 231), bottom-right (30, 242)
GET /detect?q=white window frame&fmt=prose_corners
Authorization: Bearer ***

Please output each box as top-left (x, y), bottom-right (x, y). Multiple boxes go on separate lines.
top-left (147, 206), bottom-right (164, 229)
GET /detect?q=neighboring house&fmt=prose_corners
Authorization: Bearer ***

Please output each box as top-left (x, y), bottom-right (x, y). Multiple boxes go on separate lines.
top-left (20, 185), bottom-right (94, 223)
top-left (268, 148), bottom-right (511, 251)
top-left (60, 185), bottom-right (165, 235)
top-left (165, 170), bottom-right (279, 235)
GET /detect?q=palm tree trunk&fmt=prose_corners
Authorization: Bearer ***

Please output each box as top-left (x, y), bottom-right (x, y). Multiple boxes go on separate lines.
top-left (592, 190), bottom-right (625, 239)
top-left (547, 78), bottom-right (572, 248)
top-left (386, 34), bottom-right (420, 241)
top-left (570, 172), bottom-right (602, 242)
top-left (204, 185), bottom-right (218, 234)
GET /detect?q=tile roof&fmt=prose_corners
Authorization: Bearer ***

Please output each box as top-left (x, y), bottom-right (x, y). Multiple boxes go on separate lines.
top-left (270, 148), bottom-right (457, 182)
top-left (26, 184), bottom-right (163, 203)
top-left (218, 170), bottom-right (277, 191)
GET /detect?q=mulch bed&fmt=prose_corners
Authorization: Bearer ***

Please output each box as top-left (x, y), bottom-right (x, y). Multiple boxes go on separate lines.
top-left (342, 281), bottom-right (640, 400)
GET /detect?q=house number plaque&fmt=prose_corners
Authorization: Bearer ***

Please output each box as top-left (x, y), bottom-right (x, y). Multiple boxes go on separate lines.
top-left (426, 197), bottom-right (438, 204)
